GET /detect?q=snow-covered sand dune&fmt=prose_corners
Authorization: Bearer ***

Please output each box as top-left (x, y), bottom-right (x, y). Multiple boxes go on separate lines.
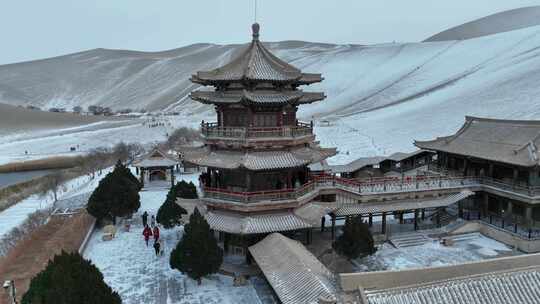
top-left (4, 9), bottom-right (540, 164)
top-left (425, 6), bottom-right (540, 42)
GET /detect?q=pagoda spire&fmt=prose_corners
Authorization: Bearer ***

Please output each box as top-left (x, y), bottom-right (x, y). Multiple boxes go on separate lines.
top-left (252, 23), bottom-right (260, 41)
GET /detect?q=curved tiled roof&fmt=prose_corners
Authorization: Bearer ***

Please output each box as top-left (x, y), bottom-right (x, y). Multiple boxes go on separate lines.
top-left (180, 145), bottom-right (337, 170)
top-left (334, 191), bottom-right (474, 216)
top-left (191, 24), bottom-right (322, 85)
top-left (190, 89), bottom-right (325, 105)
top-left (204, 211), bottom-right (312, 234)
top-left (415, 116), bottom-right (540, 167)
top-left (132, 148), bottom-right (179, 167)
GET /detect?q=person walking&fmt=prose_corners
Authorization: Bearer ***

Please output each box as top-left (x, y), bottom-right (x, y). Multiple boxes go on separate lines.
top-left (153, 225), bottom-right (160, 242)
top-left (142, 211), bottom-right (148, 227)
top-left (150, 215), bottom-right (156, 227)
top-left (153, 240), bottom-right (161, 256)
top-left (142, 225), bottom-right (152, 246)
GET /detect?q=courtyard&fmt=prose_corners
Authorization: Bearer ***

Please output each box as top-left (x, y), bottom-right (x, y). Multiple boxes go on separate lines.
top-left (83, 174), bottom-right (267, 304)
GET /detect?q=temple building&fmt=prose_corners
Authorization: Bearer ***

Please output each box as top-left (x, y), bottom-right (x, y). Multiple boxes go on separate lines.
top-left (181, 23), bottom-right (336, 257)
top-left (133, 148), bottom-right (179, 188)
top-left (415, 116), bottom-right (540, 227)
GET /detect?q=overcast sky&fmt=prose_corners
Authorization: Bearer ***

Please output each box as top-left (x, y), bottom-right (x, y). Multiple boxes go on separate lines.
top-left (1, 1), bottom-right (539, 64)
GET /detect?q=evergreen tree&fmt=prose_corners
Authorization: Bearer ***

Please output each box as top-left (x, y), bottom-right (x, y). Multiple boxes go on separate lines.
top-left (156, 182), bottom-right (188, 229)
top-left (22, 251), bottom-right (121, 304)
top-left (87, 163), bottom-right (141, 223)
top-left (333, 216), bottom-right (377, 259)
top-left (176, 181), bottom-right (198, 199)
top-left (170, 208), bottom-right (222, 284)
top-left (113, 160), bottom-right (142, 191)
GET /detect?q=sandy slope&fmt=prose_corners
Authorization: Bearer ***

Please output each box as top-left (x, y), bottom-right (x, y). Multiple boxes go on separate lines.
top-left (425, 6), bottom-right (540, 42)
top-left (0, 103), bottom-right (125, 137)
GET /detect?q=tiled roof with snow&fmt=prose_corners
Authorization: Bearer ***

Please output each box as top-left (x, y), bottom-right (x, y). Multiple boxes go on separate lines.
top-left (191, 24), bottom-right (322, 85)
top-left (190, 90), bottom-right (325, 105)
top-left (415, 116), bottom-right (540, 167)
top-left (181, 146), bottom-right (336, 170)
top-left (132, 148), bottom-right (179, 168)
top-left (204, 211), bottom-right (312, 235)
top-left (334, 191), bottom-right (474, 216)
top-left (367, 266), bottom-right (540, 304)
top-left (329, 156), bottom-right (386, 173)
top-left (249, 233), bottom-right (339, 304)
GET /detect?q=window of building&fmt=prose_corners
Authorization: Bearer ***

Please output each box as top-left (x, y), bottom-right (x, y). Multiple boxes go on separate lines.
top-left (253, 113), bottom-right (277, 127)
top-left (223, 109), bottom-right (247, 127)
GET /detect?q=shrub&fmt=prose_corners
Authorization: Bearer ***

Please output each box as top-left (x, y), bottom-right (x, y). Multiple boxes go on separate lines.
top-left (333, 216), bottom-right (377, 259)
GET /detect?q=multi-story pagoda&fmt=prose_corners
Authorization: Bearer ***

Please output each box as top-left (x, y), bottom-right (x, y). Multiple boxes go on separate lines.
top-left (182, 23), bottom-right (336, 257)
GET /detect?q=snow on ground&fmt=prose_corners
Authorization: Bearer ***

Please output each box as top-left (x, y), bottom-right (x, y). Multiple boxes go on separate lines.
top-left (84, 175), bottom-right (263, 304)
top-left (0, 115), bottom-right (199, 166)
top-left (0, 168), bottom-right (112, 239)
top-left (355, 233), bottom-right (515, 272)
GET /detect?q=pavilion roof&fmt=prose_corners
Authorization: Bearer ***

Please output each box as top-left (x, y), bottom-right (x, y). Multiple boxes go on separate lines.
top-left (191, 23), bottom-right (322, 85)
top-left (366, 266), bottom-right (540, 304)
top-left (385, 149), bottom-right (430, 162)
top-left (180, 145), bottom-right (337, 171)
top-left (329, 156), bottom-right (386, 174)
top-left (190, 89), bottom-right (325, 105)
top-left (132, 148), bottom-right (179, 168)
top-left (249, 233), bottom-right (340, 304)
top-left (415, 116), bottom-right (540, 167)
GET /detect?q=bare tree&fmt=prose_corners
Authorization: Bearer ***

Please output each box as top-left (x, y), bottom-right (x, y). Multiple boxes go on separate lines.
top-left (167, 127), bottom-right (201, 149)
top-left (38, 171), bottom-right (68, 203)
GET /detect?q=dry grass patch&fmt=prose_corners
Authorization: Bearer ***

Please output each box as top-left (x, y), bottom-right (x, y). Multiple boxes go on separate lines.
top-left (0, 156), bottom-right (82, 173)
top-left (0, 212), bottom-right (95, 303)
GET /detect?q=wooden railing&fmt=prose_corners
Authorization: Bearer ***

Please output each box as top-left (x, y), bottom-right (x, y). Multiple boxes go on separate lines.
top-left (202, 180), bottom-right (317, 203)
top-left (200, 121), bottom-right (313, 140)
top-left (427, 164), bottom-right (540, 196)
top-left (201, 172), bottom-right (540, 204)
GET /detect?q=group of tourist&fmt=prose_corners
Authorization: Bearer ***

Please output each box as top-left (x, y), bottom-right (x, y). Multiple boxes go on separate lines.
top-left (141, 211), bottom-right (163, 256)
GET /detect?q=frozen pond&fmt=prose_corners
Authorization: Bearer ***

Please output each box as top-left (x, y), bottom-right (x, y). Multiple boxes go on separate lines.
top-left (354, 233), bottom-right (517, 272)
top-left (0, 169), bottom-right (57, 189)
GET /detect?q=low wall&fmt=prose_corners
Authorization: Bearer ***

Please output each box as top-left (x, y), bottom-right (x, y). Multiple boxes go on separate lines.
top-left (451, 221), bottom-right (540, 253)
top-left (340, 252), bottom-right (540, 292)
top-left (78, 217), bottom-right (97, 254)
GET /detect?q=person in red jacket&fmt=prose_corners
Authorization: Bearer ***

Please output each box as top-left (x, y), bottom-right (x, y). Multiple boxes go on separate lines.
top-left (153, 225), bottom-right (160, 242)
top-left (142, 225), bottom-right (152, 246)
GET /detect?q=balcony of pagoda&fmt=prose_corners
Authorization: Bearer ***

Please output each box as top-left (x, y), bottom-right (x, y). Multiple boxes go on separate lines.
top-left (200, 121), bottom-right (315, 147)
top-left (200, 180), bottom-right (319, 209)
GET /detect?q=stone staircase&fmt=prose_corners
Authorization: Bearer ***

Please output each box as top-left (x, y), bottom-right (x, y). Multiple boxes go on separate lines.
top-left (444, 232), bottom-right (482, 243)
top-left (389, 232), bottom-right (432, 248)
